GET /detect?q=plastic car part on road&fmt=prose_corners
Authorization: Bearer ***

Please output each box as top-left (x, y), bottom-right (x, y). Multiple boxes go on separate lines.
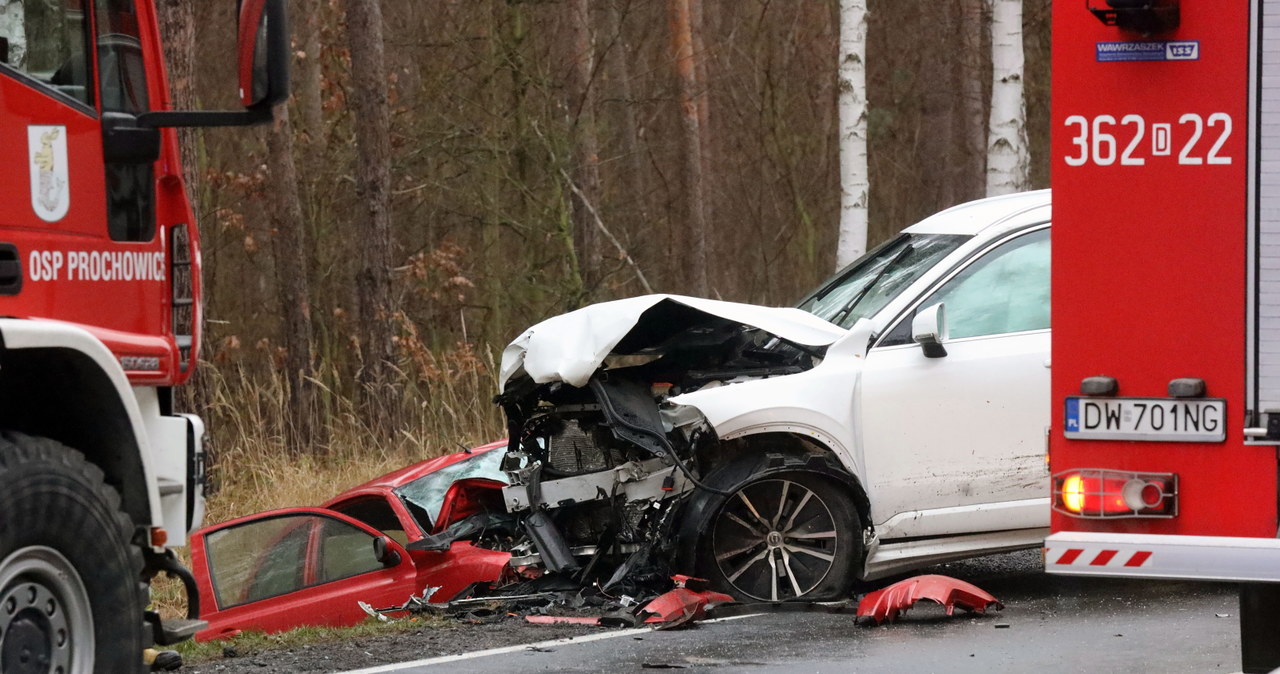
top-left (856, 574), bottom-right (1003, 624)
top-left (639, 576), bottom-right (736, 627)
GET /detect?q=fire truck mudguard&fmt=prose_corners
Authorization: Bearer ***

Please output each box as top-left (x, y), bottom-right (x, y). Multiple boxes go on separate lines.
top-left (0, 318), bottom-right (165, 531)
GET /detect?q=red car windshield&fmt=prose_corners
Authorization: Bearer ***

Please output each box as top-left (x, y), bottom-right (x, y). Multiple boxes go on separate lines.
top-left (394, 448), bottom-right (506, 531)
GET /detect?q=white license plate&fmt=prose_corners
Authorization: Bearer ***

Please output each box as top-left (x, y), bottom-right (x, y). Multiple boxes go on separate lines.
top-left (1064, 396), bottom-right (1226, 442)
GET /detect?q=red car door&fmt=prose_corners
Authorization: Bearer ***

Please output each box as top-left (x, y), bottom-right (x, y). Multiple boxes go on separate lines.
top-left (191, 507), bottom-right (418, 640)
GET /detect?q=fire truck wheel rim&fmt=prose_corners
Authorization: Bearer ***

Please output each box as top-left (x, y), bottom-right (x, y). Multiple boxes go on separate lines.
top-left (0, 546), bottom-right (93, 674)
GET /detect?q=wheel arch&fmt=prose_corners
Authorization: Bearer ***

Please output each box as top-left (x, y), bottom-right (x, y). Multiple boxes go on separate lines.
top-left (0, 320), bottom-right (158, 532)
top-left (702, 431), bottom-right (872, 526)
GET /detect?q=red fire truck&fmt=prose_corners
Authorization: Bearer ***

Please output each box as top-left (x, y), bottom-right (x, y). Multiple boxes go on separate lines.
top-left (1046, 1), bottom-right (1280, 670)
top-left (0, 0), bottom-right (286, 669)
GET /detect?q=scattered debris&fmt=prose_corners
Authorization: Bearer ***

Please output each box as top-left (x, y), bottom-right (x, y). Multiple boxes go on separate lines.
top-left (364, 575), bottom-right (736, 632)
top-left (856, 575), bottom-right (1003, 625)
top-left (524, 616), bottom-right (602, 626)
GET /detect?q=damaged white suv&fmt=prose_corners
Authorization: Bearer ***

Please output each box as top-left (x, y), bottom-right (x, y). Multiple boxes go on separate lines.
top-left (495, 190), bottom-right (1051, 601)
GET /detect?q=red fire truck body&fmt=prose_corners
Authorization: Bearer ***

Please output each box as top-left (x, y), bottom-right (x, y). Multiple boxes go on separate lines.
top-left (0, 0), bottom-right (285, 669)
top-left (1047, 1), bottom-right (1280, 669)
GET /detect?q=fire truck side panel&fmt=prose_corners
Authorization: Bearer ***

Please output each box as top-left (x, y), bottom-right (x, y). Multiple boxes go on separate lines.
top-left (1050, 1), bottom-right (1278, 537)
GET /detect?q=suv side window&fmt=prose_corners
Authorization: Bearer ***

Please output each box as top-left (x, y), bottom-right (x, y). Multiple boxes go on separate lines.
top-left (0, 0), bottom-right (92, 106)
top-left (880, 228), bottom-right (1050, 345)
top-left (933, 228), bottom-right (1050, 338)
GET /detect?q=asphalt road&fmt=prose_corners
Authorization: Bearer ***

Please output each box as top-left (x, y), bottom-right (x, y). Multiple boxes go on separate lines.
top-left (339, 550), bottom-right (1244, 674)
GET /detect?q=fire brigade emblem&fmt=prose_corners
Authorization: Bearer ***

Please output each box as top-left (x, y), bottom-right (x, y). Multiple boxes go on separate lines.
top-left (28, 125), bottom-right (69, 222)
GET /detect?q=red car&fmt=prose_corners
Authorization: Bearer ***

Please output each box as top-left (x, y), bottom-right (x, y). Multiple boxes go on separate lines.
top-left (190, 441), bottom-right (513, 640)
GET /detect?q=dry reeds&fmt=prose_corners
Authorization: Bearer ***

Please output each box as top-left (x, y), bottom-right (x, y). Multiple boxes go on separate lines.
top-left (194, 340), bottom-right (505, 527)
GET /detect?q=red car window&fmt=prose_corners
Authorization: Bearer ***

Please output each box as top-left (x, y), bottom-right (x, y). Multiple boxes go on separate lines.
top-left (205, 513), bottom-right (385, 609)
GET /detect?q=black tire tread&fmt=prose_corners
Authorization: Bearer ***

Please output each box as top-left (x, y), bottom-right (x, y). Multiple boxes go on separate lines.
top-left (0, 431), bottom-right (147, 673)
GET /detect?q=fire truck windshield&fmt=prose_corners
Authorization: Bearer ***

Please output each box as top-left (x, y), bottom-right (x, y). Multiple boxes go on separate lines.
top-left (0, 0), bottom-right (92, 106)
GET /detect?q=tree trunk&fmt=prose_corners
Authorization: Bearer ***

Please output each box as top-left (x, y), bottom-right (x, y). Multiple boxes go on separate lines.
top-left (690, 0), bottom-right (715, 293)
top-left (601, 1), bottom-right (650, 290)
top-left (956, 0), bottom-right (987, 201)
top-left (987, 0), bottom-right (1030, 195)
top-left (565, 0), bottom-right (602, 297)
top-left (155, 0), bottom-right (198, 202)
top-left (156, 0), bottom-right (211, 418)
top-left (669, 0), bottom-right (709, 296)
top-left (263, 106), bottom-right (323, 453)
top-left (294, 0), bottom-right (326, 156)
top-left (836, 0), bottom-right (869, 269)
top-left (343, 0), bottom-right (398, 434)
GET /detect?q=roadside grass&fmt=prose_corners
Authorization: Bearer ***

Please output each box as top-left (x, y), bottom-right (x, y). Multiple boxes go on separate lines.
top-left (174, 615), bottom-right (453, 664)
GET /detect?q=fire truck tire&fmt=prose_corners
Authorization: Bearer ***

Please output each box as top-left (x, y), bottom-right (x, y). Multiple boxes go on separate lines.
top-left (691, 455), bottom-right (860, 602)
top-left (0, 432), bottom-right (147, 674)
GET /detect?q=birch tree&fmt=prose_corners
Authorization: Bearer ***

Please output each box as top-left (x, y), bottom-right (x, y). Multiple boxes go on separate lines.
top-left (836, 0), bottom-right (869, 269)
top-left (987, 0), bottom-right (1030, 195)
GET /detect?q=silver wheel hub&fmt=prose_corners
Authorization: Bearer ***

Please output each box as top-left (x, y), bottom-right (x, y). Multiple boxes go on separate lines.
top-left (711, 478), bottom-right (841, 602)
top-left (0, 547), bottom-right (94, 674)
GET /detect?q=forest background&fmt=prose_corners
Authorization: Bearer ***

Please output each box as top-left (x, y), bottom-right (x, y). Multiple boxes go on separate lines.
top-left (160, 0), bottom-right (1052, 522)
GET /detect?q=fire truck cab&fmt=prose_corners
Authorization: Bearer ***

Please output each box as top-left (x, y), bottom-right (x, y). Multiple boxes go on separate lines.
top-left (0, 0), bottom-right (286, 670)
top-left (1047, 1), bottom-right (1280, 670)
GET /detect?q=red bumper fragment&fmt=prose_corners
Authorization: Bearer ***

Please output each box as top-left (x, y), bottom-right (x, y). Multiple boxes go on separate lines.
top-left (856, 574), bottom-right (1003, 625)
top-left (639, 577), bottom-right (735, 626)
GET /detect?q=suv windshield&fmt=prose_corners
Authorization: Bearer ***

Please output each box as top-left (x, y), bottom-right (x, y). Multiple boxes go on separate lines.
top-left (798, 233), bottom-right (969, 329)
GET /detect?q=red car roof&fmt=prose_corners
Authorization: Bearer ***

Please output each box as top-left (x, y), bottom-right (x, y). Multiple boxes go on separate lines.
top-left (327, 439), bottom-right (508, 496)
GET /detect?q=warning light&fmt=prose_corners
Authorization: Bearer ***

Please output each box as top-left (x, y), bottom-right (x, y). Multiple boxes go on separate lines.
top-left (1053, 469), bottom-right (1177, 518)
top-left (1087, 0), bottom-right (1180, 35)
top-left (1062, 474), bottom-right (1086, 513)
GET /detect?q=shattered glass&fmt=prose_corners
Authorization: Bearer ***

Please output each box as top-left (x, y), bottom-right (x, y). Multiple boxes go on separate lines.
top-left (395, 448), bottom-right (506, 530)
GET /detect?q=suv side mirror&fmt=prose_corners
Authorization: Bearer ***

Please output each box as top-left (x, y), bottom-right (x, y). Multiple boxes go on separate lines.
top-left (372, 536), bottom-right (402, 567)
top-left (912, 303), bottom-right (948, 358)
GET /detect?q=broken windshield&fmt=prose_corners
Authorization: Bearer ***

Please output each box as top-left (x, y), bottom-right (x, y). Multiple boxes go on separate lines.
top-left (798, 233), bottom-right (969, 329)
top-left (395, 447), bottom-right (507, 531)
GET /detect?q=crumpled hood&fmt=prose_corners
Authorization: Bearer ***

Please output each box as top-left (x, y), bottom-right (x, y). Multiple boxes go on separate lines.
top-left (499, 294), bottom-right (847, 389)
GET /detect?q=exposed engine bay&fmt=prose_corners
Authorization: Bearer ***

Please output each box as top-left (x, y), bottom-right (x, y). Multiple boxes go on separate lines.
top-left (485, 295), bottom-right (843, 592)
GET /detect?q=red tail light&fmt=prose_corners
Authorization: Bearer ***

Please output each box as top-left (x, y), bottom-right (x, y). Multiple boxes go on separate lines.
top-left (1053, 469), bottom-right (1177, 518)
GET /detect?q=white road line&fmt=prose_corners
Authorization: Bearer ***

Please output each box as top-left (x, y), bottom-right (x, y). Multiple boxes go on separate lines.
top-left (338, 614), bottom-right (762, 674)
